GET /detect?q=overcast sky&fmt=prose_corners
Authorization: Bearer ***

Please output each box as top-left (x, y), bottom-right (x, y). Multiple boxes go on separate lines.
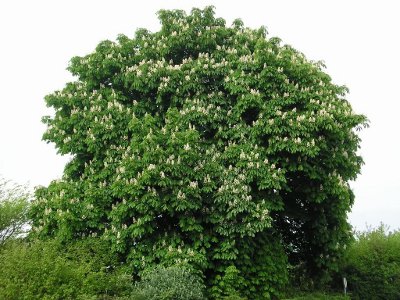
top-left (0, 0), bottom-right (399, 230)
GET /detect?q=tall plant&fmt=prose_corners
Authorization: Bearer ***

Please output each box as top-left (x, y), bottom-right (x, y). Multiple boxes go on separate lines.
top-left (31, 7), bottom-right (367, 298)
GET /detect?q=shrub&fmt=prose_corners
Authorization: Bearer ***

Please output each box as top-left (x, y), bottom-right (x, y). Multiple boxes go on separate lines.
top-left (0, 238), bottom-right (133, 299)
top-left (341, 224), bottom-right (400, 300)
top-left (132, 265), bottom-right (206, 300)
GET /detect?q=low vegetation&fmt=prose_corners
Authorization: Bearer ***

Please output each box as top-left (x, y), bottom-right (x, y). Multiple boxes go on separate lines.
top-left (340, 225), bottom-right (400, 300)
top-left (1, 222), bottom-right (399, 299)
top-left (0, 238), bottom-right (133, 300)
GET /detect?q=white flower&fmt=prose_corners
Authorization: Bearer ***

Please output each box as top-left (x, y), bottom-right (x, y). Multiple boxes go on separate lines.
top-left (250, 89), bottom-right (260, 96)
top-left (184, 143), bottom-right (191, 151)
top-left (204, 174), bottom-right (211, 183)
top-left (240, 151), bottom-right (246, 160)
top-left (189, 181), bottom-right (198, 189)
top-left (177, 190), bottom-right (186, 200)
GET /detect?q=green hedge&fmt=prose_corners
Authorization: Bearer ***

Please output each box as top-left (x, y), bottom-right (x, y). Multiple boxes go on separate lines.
top-left (341, 225), bottom-right (400, 300)
top-left (0, 238), bottom-right (133, 299)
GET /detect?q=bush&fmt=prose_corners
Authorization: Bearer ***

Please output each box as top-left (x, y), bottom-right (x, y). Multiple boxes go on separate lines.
top-left (341, 224), bottom-right (400, 300)
top-left (0, 238), bottom-right (134, 299)
top-left (132, 265), bottom-right (206, 300)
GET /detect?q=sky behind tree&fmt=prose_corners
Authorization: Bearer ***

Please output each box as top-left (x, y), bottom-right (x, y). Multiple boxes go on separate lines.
top-left (0, 0), bottom-right (399, 230)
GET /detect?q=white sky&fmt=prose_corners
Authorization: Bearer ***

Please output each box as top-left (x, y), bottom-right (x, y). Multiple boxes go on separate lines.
top-left (0, 0), bottom-right (399, 230)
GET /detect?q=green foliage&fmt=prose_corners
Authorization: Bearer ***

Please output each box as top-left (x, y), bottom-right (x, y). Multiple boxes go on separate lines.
top-left (31, 6), bottom-right (367, 298)
top-left (341, 225), bottom-right (400, 300)
top-left (0, 238), bottom-right (134, 299)
top-left (210, 265), bottom-right (246, 299)
top-left (209, 232), bottom-right (288, 299)
top-left (0, 177), bottom-right (30, 246)
top-left (131, 265), bottom-right (206, 300)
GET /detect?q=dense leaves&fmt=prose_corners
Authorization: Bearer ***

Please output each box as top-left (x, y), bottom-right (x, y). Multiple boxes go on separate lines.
top-left (31, 6), bottom-right (367, 298)
top-left (132, 265), bottom-right (206, 300)
top-left (341, 225), bottom-right (400, 300)
top-left (0, 238), bottom-right (133, 299)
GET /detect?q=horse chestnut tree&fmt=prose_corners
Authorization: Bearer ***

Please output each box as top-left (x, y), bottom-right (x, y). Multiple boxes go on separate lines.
top-left (31, 7), bottom-right (367, 299)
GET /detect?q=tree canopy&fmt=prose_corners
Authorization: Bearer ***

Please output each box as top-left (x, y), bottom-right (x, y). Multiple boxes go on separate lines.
top-left (31, 6), bottom-right (367, 299)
